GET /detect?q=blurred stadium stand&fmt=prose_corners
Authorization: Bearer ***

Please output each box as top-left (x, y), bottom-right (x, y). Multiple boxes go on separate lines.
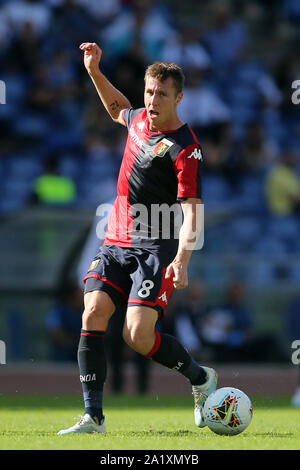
top-left (0, 0), bottom-right (300, 366)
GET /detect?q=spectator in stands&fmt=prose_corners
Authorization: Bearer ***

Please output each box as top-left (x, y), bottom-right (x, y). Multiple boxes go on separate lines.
top-left (0, 8), bottom-right (13, 54)
top-left (265, 147), bottom-right (300, 216)
top-left (31, 154), bottom-right (77, 207)
top-left (46, 282), bottom-right (83, 362)
top-left (169, 281), bottom-right (208, 361)
top-left (46, 0), bottom-right (96, 62)
top-left (77, 0), bottom-right (121, 26)
top-left (239, 121), bottom-right (278, 174)
top-left (161, 24), bottom-right (211, 71)
top-left (201, 280), bottom-right (283, 362)
top-left (198, 134), bottom-right (235, 212)
top-left (2, 0), bottom-right (52, 38)
top-left (110, 35), bottom-right (147, 108)
top-left (101, 0), bottom-right (176, 63)
top-left (199, 280), bottom-right (255, 362)
top-left (282, 0), bottom-right (300, 23)
top-left (177, 65), bottom-right (231, 139)
top-left (175, 279), bottom-right (281, 363)
top-left (5, 20), bottom-right (41, 75)
top-left (203, 0), bottom-right (249, 72)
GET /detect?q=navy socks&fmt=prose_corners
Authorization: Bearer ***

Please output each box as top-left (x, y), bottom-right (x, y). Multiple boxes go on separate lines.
top-left (146, 332), bottom-right (207, 385)
top-left (78, 329), bottom-right (106, 423)
top-left (78, 328), bottom-right (207, 423)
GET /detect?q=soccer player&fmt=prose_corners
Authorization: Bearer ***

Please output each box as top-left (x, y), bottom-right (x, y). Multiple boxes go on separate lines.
top-left (58, 42), bottom-right (217, 435)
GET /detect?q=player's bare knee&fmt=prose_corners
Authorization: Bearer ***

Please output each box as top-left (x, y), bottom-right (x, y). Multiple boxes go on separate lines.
top-left (82, 302), bottom-right (112, 327)
top-left (83, 303), bottom-right (100, 321)
top-left (123, 325), bottom-right (152, 354)
top-left (83, 291), bottom-right (115, 326)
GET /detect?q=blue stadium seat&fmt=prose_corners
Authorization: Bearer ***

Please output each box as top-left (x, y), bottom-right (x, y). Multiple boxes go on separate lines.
top-left (1, 73), bottom-right (27, 106)
top-left (247, 259), bottom-right (276, 285)
top-left (77, 177), bottom-right (117, 207)
top-left (58, 155), bottom-right (81, 179)
top-left (227, 216), bottom-right (262, 251)
top-left (290, 263), bottom-right (300, 282)
top-left (252, 235), bottom-right (288, 256)
top-left (227, 85), bottom-right (258, 108)
top-left (267, 216), bottom-right (299, 245)
top-left (6, 156), bottom-right (43, 179)
top-left (202, 175), bottom-right (232, 203)
top-left (3, 179), bottom-right (33, 198)
top-left (13, 112), bottom-right (50, 138)
top-left (84, 156), bottom-right (118, 180)
top-left (237, 173), bottom-right (267, 214)
top-left (0, 198), bottom-right (25, 214)
top-left (45, 130), bottom-right (82, 150)
top-left (0, 180), bottom-right (31, 213)
top-left (200, 260), bottom-right (229, 284)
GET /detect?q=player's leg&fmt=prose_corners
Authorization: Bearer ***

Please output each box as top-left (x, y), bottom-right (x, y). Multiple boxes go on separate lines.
top-left (79, 290), bottom-right (115, 422)
top-left (58, 290), bottom-right (115, 435)
top-left (122, 305), bottom-right (158, 355)
top-left (58, 245), bottom-right (130, 435)
top-left (105, 306), bottom-right (127, 393)
top-left (124, 305), bottom-right (217, 427)
top-left (126, 245), bottom-right (217, 427)
top-left (123, 304), bottom-right (210, 385)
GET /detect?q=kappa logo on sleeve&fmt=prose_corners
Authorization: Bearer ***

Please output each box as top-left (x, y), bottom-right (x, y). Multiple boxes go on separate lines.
top-left (153, 138), bottom-right (174, 157)
top-left (187, 148), bottom-right (203, 161)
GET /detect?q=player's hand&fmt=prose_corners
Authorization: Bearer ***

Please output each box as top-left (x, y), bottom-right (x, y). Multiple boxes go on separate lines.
top-left (79, 42), bottom-right (102, 74)
top-left (165, 261), bottom-right (188, 290)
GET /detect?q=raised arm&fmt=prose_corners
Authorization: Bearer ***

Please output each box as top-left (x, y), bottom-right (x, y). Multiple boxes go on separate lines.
top-left (79, 42), bottom-right (131, 125)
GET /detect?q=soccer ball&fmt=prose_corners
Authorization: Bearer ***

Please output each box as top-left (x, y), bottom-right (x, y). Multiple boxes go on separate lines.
top-left (202, 387), bottom-right (253, 436)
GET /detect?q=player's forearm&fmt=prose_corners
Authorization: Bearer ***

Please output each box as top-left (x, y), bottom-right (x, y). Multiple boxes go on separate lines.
top-left (88, 68), bottom-right (131, 121)
top-left (175, 201), bottom-right (202, 265)
top-left (175, 226), bottom-right (196, 266)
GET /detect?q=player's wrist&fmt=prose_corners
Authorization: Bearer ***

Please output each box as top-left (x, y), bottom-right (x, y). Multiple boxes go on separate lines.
top-left (87, 65), bottom-right (101, 78)
top-left (173, 254), bottom-right (190, 268)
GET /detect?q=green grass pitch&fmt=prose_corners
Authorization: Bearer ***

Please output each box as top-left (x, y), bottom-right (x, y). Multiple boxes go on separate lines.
top-left (0, 394), bottom-right (299, 450)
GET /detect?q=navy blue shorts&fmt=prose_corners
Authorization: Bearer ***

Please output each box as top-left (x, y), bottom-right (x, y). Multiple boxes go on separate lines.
top-left (83, 244), bottom-right (176, 317)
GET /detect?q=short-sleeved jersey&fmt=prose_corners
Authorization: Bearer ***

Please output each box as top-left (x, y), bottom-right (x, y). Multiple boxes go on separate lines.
top-left (103, 107), bottom-right (203, 249)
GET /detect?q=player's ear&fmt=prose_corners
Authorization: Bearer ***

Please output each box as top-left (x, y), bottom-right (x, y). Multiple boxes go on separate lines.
top-left (175, 92), bottom-right (183, 105)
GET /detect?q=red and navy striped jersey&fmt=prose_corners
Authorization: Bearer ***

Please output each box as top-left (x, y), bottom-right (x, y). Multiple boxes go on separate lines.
top-left (103, 107), bottom-right (203, 248)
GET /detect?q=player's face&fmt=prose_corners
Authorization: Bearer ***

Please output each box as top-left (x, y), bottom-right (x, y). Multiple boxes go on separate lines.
top-left (144, 76), bottom-right (183, 131)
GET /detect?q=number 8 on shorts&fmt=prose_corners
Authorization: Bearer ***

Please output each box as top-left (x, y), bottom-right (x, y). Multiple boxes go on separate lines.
top-left (138, 280), bottom-right (155, 298)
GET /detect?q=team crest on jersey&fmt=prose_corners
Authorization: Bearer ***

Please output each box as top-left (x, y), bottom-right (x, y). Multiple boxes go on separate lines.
top-left (153, 138), bottom-right (174, 158)
top-left (88, 259), bottom-right (100, 271)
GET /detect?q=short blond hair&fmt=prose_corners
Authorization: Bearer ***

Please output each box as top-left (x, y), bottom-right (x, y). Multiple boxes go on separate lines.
top-left (144, 62), bottom-right (185, 95)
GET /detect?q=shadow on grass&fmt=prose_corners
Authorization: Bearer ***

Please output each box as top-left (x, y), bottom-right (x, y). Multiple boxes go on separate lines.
top-left (0, 429), bottom-right (295, 439)
top-left (253, 432), bottom-right (294, 438)
top-left (0, 429), bottom-right (197, 439)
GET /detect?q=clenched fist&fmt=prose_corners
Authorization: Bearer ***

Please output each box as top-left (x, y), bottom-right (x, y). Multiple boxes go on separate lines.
top-left (79, 42), bottom-right (102, 74)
